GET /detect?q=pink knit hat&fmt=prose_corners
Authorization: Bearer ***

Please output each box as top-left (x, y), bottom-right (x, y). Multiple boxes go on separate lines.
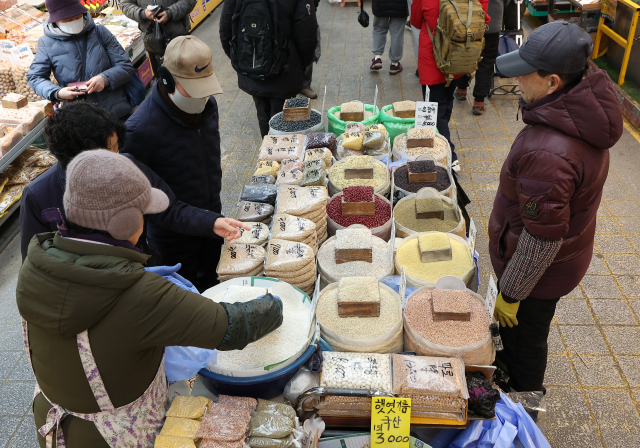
top-left (63, 150), bottom-right (169, 240)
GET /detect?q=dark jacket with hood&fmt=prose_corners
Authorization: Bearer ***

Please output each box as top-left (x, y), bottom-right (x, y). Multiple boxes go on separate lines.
top-left (373, 0), bottom-right (408, 18)
top-left (18, 233), bottom-right (228, 448)
top-left (219, 0), bottom-right (318, 98)
top-left (121, 82), bottom-right (223, 243)
top-left (489, 70), bottom-right (623, 299)
top-left (19, 153), bottom-right (220, 261)
top-left (27, 13), bottom-right (135, 118)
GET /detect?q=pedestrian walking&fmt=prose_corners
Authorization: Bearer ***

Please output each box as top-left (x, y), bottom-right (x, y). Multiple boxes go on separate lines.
top-left (370, 0), bottom-right (408, 75)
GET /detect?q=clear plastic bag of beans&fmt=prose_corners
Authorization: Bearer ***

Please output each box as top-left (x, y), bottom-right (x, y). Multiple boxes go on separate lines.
top-left (345, 122), bottom-right (365, 133)
top-left (195, 414), bottom-right (250, 441)
top-left (271, 214), bottom-right (316, 242)
top-left (235, 201), bottom-right (274, 223)
top-left (249, 175), bottom-right (276, 185)
top-left (367, 123), bottom-right (387, 136)
top-left (218, 395), bottom-right (258, 411)
top-left (301, 168), bottom-right (326, 187)
top-left (207, 403), bottom-right (253, 421)
top-left (263, 134), bottom-right (305, 148)
top-left (362, 131), bottom-right (384, 148)
top-left (304, 146), bottom-right (332, 168)
top-left (249, 412), bottom-right (294, 438)
top-left (391, 354), bottom-right (467, 398)
top-left (249, 434), bottom-right (294, 448)
top-left (279, 158), bottom-right (304, 171)
top-left (200, 439), bottom-right (246, 448)
top-left (341, 132), bottom-right (363, 150)
top-left (256, 399), bottom-right (296, 420)
top-left (217, 244), bottom-right (266, 276)
top-left (319, 352), bottom-right (393, 392)
top-left (365, 140), bottom-right (388, 158)
top-left (154, 435), bottom-right (197, 448)
top-left (229, 222), bottom-right (270, 246)
top-left (275, 185), bottom-right (328, 215)
top-left (255, 161), bottom-right (280, 178)
top-left (306, 132), bottom-right (337, 156)
top-left (241, 184), bottom-right (278, 205)
top-left (304, 159), bottom-right (326, 171)
top-left (275, 169), bottom-right (303, 186)
top-left (265, 239), bottom-right (315, 271)
top-left (159, 417), bottom-right (201, 438)
top-left (258, 146), bottom-right (303, 162)
top-left (166, 396), bottom-right (212, 419)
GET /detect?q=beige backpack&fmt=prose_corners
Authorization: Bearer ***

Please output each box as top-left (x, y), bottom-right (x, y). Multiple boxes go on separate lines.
top-left (427, 0), bottom-right (487, 86)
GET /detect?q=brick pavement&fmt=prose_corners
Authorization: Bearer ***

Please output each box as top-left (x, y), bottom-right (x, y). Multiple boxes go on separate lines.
top-left (0, 2), bottom-right (639, 446)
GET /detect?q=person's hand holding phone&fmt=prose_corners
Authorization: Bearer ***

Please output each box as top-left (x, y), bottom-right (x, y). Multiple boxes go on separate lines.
top-left (85, 75), bottom-right (106, 94)
top-left (156, 11), bottom-right (169, 24)
top-left (57, 86), bottom-right (86, 100)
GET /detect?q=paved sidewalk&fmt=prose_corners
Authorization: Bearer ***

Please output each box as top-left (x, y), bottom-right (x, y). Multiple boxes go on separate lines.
top-left (0, 2), bottom-right (639, 447)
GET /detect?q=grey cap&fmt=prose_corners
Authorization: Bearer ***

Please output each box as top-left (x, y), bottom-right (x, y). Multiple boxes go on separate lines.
top-left (496, 21), bottom-right (593, 77)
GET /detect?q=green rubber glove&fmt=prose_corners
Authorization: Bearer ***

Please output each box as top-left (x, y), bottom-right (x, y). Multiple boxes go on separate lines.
top-left (494, 292), bottom-right (520, 328)
top-left (217, 293), bottom-right (283, 351)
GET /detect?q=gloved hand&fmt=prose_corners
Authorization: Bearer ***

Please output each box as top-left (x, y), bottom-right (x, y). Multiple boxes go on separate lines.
top-left (145, 263), bottom-right (197, 292)
top-left (217, 293), bottom-right (283, 351)
top-left (494, 293), bottom-right (520, 328)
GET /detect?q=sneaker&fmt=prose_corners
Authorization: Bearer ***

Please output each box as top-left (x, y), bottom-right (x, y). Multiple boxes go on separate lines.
top-left (389, 62), bottom-right (403, 75)
top-left (370, 57), bottom-right (382, 70)
top-left (452, 160), bottom-right (461, 173)
top-left (454, 88), bottom-right (467, 101)
top-left (406, 20), bottom-right (411, 29)
top-left (472, 101), bottom-right (486, 115)
top-left (300, 88), bottom-right (317, 99)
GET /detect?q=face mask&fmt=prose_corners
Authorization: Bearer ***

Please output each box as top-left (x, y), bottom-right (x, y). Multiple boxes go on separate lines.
top-left (58, 17), bottom-right (84, 35)
top-left (169, 89), bottom-right (208, 114)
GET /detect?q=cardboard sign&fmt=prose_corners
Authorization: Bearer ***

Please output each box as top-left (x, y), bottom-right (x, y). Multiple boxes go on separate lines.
top-left (467, 218), bottom-right (477, 261)
top-left (414, 102), bottom-right (438, 130)
top-left (371, 397), bottom-right (412, 448)
top-left (485, 274), bottom-right (498, 319)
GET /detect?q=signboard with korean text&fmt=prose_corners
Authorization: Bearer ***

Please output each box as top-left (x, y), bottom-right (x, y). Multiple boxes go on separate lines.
top-left (370, 397), bottom-right (411, 448)
top-left (414, 101), bottom-right (438, 131)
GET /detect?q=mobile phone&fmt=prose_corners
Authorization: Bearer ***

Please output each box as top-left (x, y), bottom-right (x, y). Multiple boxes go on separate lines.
top-left (68, 82), bottom-right (88, 92)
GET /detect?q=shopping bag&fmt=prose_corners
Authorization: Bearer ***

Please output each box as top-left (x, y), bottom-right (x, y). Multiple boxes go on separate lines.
top-left (496, 33), bottom-right (520, 78)
top-left (144, 20), bottom-right (168, 55)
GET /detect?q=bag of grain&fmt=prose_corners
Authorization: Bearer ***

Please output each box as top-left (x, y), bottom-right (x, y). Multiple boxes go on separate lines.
top-left (394, 190), bottom-right (465, 238)
top-left (9, 44), bottom-right (42, 102)
top-left (327, 104), bottom-right (380, 136)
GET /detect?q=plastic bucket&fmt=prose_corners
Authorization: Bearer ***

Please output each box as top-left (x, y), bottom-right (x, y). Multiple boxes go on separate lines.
top-left (393, 192), bottom-right (466, 239)
top-left (326, 192), bottom-right (393, 241)
top-left (269, 109), bottom-right (325, 135)
top-left (327, 104), bottom-right (380, 136)
top-left (380, 105), bottom-right (414, 148)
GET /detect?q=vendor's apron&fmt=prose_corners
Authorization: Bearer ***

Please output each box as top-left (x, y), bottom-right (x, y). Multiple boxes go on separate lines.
top-left (22, 320), bottom-right (168, 448)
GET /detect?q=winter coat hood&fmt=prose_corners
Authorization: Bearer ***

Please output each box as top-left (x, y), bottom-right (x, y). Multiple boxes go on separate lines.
top-left (521, 70), bottom-right (623, 150)
top-left (17, 233), bottom-right (149, 338)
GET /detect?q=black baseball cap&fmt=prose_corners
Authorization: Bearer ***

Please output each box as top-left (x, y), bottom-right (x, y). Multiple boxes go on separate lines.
top-left (496, 21), bottom-right (593, 77)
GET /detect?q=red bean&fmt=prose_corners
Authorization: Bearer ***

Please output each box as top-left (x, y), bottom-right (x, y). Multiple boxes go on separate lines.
top-left (327, 194), bottom-right (391, 228)
top-left (342, 186), bottom-right (374, 203)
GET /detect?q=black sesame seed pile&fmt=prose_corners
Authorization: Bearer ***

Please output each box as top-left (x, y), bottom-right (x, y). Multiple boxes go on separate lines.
top-left (270, 110), bottom-right (322, 132)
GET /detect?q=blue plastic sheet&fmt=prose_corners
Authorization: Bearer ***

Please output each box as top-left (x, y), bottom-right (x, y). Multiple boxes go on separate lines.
top-left (145, 264), bottom-right (217, 383)
top-left (430, 392), bottom-right (550, 448)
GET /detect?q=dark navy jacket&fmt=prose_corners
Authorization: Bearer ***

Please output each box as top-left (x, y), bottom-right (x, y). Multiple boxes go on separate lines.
top-left (19, 154), bottom-right (219, 261)
top-left (121, 82), bottom-right (223, 242)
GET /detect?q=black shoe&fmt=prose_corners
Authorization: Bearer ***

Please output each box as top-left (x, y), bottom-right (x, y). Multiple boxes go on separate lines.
top-left (415, 69), bottom-right (419, 78)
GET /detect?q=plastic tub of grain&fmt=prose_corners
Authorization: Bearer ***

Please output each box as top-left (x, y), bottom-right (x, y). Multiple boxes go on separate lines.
top-left (327, 104), bottom-right (380, 136)
top-left (402, 276), bottom-right (494, 365)
top-left (316, 279), bottom-right (403, 353)
top-left (392, 133), bottom-right (451, 168)
top-left (395, 232), bottom-right (475, 289)
top-left (393, 190), bottom-right (466, 239)
top-left (269, 109), bottom-right (324, 135)
top-left (326, 191), bottom-right (393, 241)
top-left (392, 160), bottom-right (454, 200)
top-left (327, 157), bottom-right (390, 197)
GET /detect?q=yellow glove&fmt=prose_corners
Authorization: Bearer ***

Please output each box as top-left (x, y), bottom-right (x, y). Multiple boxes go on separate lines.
top-left (494, 293), bottom-right (520, 328)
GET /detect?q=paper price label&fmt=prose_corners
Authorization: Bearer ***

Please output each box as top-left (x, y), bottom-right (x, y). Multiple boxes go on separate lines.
top-left (467, 218), bottom-right (477, 261)
top-left (371, 397), bottom-right (411, 448)
top-left (485, 274), bottom-right (498, 319)
top-left (414, 101), bottom-right (438, 130)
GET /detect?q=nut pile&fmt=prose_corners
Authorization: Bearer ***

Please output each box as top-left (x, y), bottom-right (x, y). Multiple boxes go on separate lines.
top-left (395, 199), bottom-right (459, 232)
top-left (394, 164), bottom-right (451, 193)
top-left (270, 110), bottom-right (321, 132)
top-left (0, 62), bottom-right (16, 97)
top-left (342, 186), bottom-right (374, 203)
top-left (396, 235), bottom-right (472, 282)
top-left (318, 235), bottom-right (391, 280)
top-left (316, 285), bottom-right (399, 339)
top-left (404, 289), bottom-right (489, 347)
top-left (327, 194), bottom-right (391, 228)
top-left (265, 238), bottom-right (316, 295)
top-left (229, 222), bottom-right (270, 246)
top-left (234, 201), bottom-right (274, 224)
top-left (11, 64), bottom-right (41, 101)
top-left (329, 161), bottom-right (387, 189)
top-left (275, 185), bottom-right (328, 244)
top-left (320, 352), bottom-right (392, 391)
top-left (271, 213), bottom-right (317, 252)
top-left (217, 244), bottom-right (266, 281)
top-left (285, 97), bottom-right (309, 108)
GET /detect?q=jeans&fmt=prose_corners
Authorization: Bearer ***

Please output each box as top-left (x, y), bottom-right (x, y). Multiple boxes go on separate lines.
top-left (495, 296), bottom-right (560, 392)
top-left (252, 95), bottom-right (286, 137)
top-left (372, 16), bottom-right (405, 63)
top-left (422, 80), bottom-right (459, 161)
top-left (457, 33), bottom-right (500, 102)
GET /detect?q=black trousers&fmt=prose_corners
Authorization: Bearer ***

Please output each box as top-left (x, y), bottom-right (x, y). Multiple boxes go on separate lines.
top-left (495, 296), bottom-right (560, 392)
top-left (457, 33), bottom-right (500, 102)
top-left (147, 235), bottom-right (222, 293)
top-left (422, 80), bottom-right (459, 162)
top-left (252, 95), bottom-right (286, 137)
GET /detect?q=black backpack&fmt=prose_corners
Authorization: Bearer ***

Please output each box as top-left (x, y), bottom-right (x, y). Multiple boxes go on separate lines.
top-left (229, 0), bottom-right (288, 80)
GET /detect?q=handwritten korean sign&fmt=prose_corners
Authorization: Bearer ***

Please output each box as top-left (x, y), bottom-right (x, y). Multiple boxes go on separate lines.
top-left (414, 101), bottom-right (438, 131)
top-left (370, 397), bottom-right (411, 448)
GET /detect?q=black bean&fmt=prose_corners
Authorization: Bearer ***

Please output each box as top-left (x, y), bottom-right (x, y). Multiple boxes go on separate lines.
top-left (407, 160), bottom-right (436, 173)
top-left (270, 111), bottom-right (322, 132)
top-left (394, 165), bottom-right (451, 193)
top-left (285, 97), bottom-right (309, 108)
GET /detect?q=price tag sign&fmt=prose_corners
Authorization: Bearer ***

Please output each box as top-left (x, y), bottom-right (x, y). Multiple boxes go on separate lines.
top-left (467, 218), bottom-right (477, 261)
top-left (485, 274), bottom-right (498, 319)
top-left (414, 101), bottom-right (438, 130)
top-left (371, 397), bottom-right (411, 448)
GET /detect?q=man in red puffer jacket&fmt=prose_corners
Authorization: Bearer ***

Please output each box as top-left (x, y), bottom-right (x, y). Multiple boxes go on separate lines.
top-left (489, 22), bottom-right (623, 392)
top-left (410, 0), bottom-right (490, 167)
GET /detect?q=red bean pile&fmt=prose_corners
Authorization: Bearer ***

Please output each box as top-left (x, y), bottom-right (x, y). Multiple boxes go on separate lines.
top-left (342, 186), bottom-right (374, 203)
top-left (327, 194), bottom-right (391, 228)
